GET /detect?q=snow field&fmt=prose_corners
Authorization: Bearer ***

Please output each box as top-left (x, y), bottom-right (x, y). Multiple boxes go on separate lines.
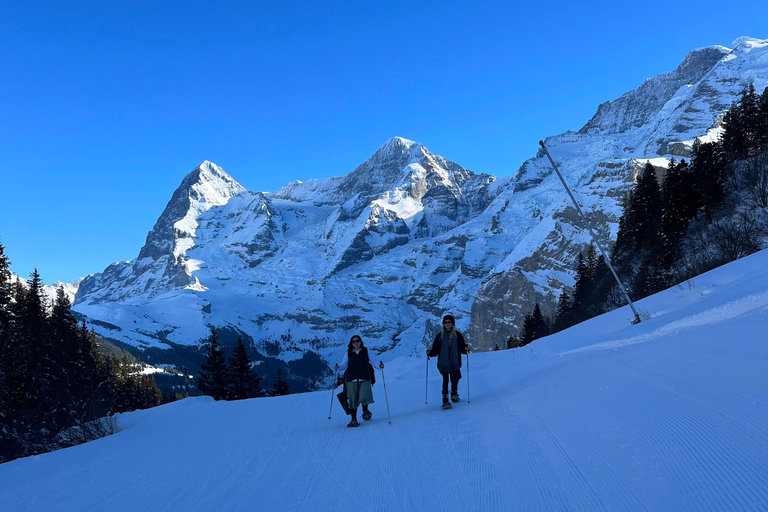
top-left (2, 250), bottom-right (768, 511)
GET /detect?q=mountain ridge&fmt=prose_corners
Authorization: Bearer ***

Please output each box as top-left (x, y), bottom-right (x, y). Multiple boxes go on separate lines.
top-left (72, 37), bottom-right (768, 387)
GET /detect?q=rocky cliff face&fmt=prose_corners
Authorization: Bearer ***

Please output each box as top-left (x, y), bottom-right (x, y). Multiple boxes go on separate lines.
top-left (73, 38), bottom-right (768, 375)
top-left (467, 37), bottom-right (768, 349)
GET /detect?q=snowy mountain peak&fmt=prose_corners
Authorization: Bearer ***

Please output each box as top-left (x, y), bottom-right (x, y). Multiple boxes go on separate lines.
top-left (137, 161), bottom-right (245, 261)
top-left (579, 45), bottom-right (730, 135)
top-left (729, 36), bottom-right (767, 50)
top-left (372, 136), bottom-right (422, 158)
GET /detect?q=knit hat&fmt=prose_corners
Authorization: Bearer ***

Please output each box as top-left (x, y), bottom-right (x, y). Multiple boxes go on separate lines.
top-left (442, 314), bottom-right (456, 324)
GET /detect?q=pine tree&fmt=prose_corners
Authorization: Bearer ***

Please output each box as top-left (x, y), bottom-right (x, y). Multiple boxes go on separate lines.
top-left (272, 368), bottom-right (290, 396)
top-left (228, 336), bottom-right (262, 400)
top-left (691, 140), bottom-right (726, 222)
top-left (552, 290), bottom-right (574, 333)
top-left (197, 328), bottom-right (229, 400)
top-left (741, 83), bottom-right (761, 156)
top-left (758, 86), bottom-right (768, 148)
top-left (531, 303), bottom-right (549, 341)
top-left (518, 303), bottom-right (548, 345)
top-left (722, 100), bottom-right (746, 159)
top-left (661, 159), bottom-right (698, 270)
top-left (518, 311), bottom-right (535, 346)
top-left (0, 240), bottom-right (11, 337)
top-left (506, 333), bottom-right (521, 349)
top-left (631, 162), bottom-right (663, 251)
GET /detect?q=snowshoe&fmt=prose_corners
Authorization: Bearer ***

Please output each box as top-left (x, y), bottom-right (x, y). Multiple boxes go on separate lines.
top-left (347, 418), bottom-right (360, 428)
top-left (362, 409), bottom-right (372, 421)
top-left (451, 393), bottom-right (460, 403)
top-left (441, 402), bottom-right (453, 410)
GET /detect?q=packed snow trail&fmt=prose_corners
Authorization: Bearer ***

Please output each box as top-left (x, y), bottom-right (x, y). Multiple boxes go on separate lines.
top-left (2, 252), bottom-right (768, 511)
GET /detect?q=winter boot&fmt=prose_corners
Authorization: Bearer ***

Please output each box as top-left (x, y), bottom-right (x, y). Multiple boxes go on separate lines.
top-left (451, 391), bottom-right (460, 402)
top-left (347, 411), bottom-right (360, 428)
top-left (361, 404), bottom-right (372, 421)
top-left (442, 393), bottom-right (452, 410)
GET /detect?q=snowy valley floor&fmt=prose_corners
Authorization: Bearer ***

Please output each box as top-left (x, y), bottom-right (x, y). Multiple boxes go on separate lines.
top-left (2, 251), bottom-right (768, 511)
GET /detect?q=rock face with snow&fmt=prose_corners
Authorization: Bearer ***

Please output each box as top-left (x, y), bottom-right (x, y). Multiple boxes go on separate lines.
top-left (74, 37), bottom-right (768, 378)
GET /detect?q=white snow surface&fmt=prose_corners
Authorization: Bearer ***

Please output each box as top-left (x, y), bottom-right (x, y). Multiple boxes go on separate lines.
top-left (3, 248), bottom-right (767, 511)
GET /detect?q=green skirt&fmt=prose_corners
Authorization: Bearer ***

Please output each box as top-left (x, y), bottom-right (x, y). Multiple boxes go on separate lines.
top-left (346, 380), bottom-right (374, 410)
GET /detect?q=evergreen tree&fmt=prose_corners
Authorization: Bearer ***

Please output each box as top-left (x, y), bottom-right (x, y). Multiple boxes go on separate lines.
top-left (690, 140), bottom-right (726, 222)
top-left (272, 368), bottom-right (290, 396)
top-left (631, 162), bottom-right (663, 251)
top-left (0, 240), bottom-right (11, 337)
top-left (531, 303), bottom-right (549, 341)
top-left (758, 86), bottom-right (768, 147)
top-left (518, 303), bottom-right (548, 345)
top-left (518, 311), bottom-right (535, 346)
top-left (197, 328), bottom-right (228, 400)
top-left (506, 333), bottom-right (521, 349)
top-left (722, 100), bottom-right (747, 159)
top-left (661, 159), bottom-right (698, 270)
top-left (552, 290), bottom-right (573, 333)
top-left (227, 336), bottom-right (262, 400)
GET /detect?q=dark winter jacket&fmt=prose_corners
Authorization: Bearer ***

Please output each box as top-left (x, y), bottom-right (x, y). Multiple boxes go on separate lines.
top-left (345, 347), bottom-right (373, 382)
top-left (427, 331), bottom-right (468, 369)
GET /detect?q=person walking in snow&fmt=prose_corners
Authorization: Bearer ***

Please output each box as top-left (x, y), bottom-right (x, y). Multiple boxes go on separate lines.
top-left (334, 335), bottom-right (384, 427)
top-left (427, 314), bottom-right (469, 409)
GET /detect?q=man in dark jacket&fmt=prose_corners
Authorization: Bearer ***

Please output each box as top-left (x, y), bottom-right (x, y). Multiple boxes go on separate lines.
top-left (426, 314), bottom-right (469, 409)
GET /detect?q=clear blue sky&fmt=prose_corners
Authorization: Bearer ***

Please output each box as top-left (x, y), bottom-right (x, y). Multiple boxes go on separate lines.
top-left (1, 1), bottom-right (765, 283)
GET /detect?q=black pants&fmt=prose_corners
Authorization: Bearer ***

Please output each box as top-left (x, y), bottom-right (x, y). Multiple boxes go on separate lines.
top-left (440, 369), bottom-right (462, 395)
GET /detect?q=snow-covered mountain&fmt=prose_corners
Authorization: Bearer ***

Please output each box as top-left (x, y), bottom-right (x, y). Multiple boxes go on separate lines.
top-left (73, 37), bottom-right (768, 379)
top-left (5, 246), bottom-right (768, 511)
top-left (9, 272), bottom-right (80, 309)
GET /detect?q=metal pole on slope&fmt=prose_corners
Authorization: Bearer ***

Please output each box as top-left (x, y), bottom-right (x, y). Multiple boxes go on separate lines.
top-left (328, 373), bottom-right (337, 420)
top-left (381, 368), bottom-right (392, 424)
top-left (538, 140), bottom-right (642, 324)
top-left (425, 356), bottom-right (429, 405)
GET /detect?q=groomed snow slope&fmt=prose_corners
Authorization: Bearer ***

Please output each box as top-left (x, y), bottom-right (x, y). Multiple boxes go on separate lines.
top-left (3, 250), bottom-right (768, 511)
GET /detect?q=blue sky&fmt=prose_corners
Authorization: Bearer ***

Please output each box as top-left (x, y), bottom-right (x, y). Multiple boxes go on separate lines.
top-left (1, 1), bottom-right (765, 284)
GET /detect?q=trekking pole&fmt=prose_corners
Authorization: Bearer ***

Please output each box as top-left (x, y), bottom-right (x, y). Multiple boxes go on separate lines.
top-left (381, 368), bottom-right (392, 424)
top-left (466, 352), bottom-right (470, 404)
top-left (328, 373), bottom-right (337, 420)
top-left (425, 356), bottom-right (429, 404)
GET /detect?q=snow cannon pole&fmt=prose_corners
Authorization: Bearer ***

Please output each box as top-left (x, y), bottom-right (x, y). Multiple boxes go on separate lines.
top-left (425, 356), bottom-right (429, 405)
top-left (538, 140), bottom-right (642, 325)
top-left (381, 368), bottom-right (392, 424)
top-left (328, 373), bottom-right (337, 420)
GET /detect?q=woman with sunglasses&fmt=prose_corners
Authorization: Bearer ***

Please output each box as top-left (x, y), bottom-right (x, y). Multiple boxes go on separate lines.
top-left (334, 335), bottom-right (384, 427)
top-left (426, 314), bottom-right (469, 409)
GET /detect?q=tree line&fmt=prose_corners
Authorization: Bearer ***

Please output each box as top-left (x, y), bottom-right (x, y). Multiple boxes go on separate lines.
top-left (196, 327), bottom-right (289, 401)
top-left (508, 84), bottom-right (768, 347)
top-left (0, 243), bottom-right (161, 463)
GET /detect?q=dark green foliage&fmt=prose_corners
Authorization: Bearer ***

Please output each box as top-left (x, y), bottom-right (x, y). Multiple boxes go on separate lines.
top-left (197, 328), bottom-right (229, 400)
top-left (518, 303), bottom-right (549, 346)
top-left (272, 368), bottom-right (290, 396)
top-left (111, 354), bottom-right (162, 412)
top-left (506, 333), bottom-right (521, 349)
top-left (552, 290), bottom-right (573, 333)
top-left (661, 159), bottom-right (699, 269)
top-left (228, 336), bottom-right (262, 400)
top-left (0, 254), bottom-right (159, 463)
top-left (691, 141), bottom-right (726, 222)
top-left (593, 84), bottom-right (768, 321)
